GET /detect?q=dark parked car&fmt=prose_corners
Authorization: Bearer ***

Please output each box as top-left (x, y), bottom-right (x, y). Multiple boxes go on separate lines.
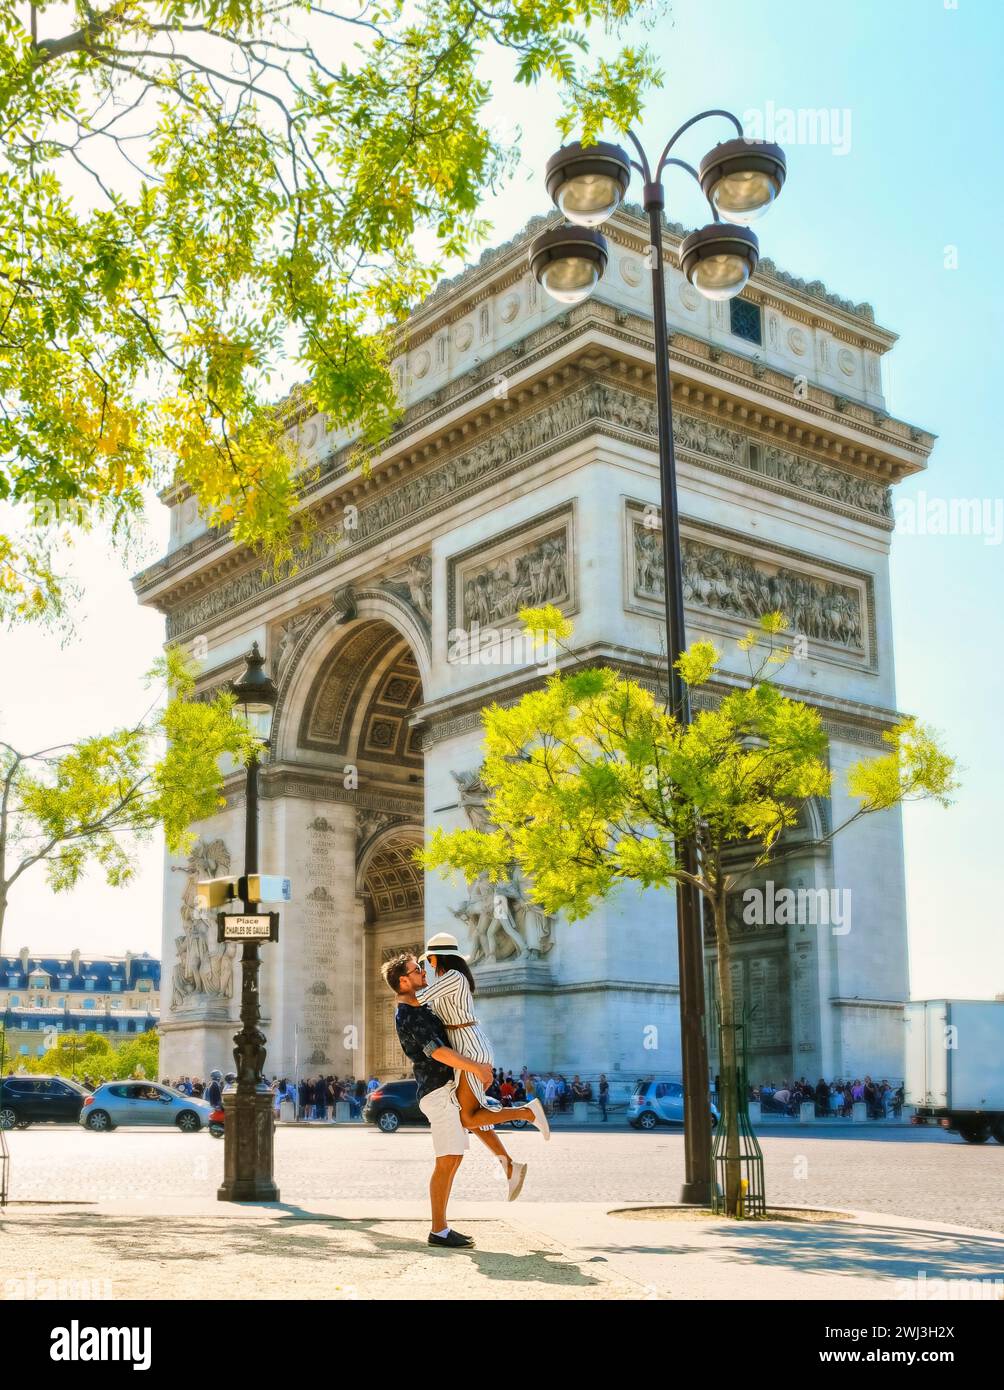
top-left (0, 1075), bottom-right (89, 1129)
top-left (362, 1079), bottom-right (530, 1133)
top-left (363, 1079), bottom-right (425, 1133)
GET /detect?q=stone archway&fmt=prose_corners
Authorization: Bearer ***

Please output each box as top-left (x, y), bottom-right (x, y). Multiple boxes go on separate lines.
top-left (357, 827), bottom-right (425, 1079)
top-left (703, 799), bottom-right (832, 1085)
top-left (260, 613), bottom-right (425, 1079)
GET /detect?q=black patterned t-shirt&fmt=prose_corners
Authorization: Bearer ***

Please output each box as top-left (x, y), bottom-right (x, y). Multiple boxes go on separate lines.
top-left (394, 1002), bottom-right (453, 1100)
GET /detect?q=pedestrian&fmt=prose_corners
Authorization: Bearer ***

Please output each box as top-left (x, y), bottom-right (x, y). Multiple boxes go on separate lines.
top-left (598, 1073), bottom-right (609, 1122)
top-left (383, 951), bottom-right (505, 1245)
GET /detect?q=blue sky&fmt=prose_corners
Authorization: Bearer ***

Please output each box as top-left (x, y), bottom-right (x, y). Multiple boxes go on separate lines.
top-left (1, 0), bottom-right (1000, 998)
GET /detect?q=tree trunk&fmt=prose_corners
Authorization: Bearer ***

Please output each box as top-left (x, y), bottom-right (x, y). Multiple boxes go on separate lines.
top-left (714, 894), bottom-right (742, 1216)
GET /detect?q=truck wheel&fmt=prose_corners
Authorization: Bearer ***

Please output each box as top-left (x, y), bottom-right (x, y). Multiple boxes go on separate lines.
top-left (957, 1121), bottom-right (991, 1144)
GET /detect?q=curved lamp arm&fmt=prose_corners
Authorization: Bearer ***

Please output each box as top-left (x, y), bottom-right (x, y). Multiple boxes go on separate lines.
top-left (655, 107), bottom-right (744, 178)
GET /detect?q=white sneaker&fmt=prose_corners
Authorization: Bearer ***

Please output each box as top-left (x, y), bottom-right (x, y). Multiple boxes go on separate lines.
top-left (507, 1160), bottom-right (528, 1201)
top-left (528, 1098), bottom-right (551, 1141)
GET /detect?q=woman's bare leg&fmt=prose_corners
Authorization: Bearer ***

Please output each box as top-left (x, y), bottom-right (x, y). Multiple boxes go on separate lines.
top-left (473, 1126), bottom-right (513, 1178)
top-left (456, 1071), bottom-right (534, 1131)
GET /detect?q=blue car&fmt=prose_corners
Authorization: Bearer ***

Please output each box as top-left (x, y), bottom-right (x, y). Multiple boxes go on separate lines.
top-left (80, 1081), bottom-right (214, 1132)
top-left (627, 1080), bottom-right (720, 1131)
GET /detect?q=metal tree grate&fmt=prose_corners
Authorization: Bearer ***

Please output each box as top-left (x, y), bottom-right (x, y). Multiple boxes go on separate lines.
top-left (711, 1004), bottom-right (766, 1217)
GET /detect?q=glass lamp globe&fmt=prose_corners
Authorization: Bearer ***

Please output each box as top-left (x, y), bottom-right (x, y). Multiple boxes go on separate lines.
top-left (690, 252), bottom-right (752, 300)
top-left (540, 255), bottom-right (602, 304)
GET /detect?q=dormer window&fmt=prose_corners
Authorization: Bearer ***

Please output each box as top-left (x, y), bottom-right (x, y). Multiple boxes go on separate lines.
top-left (110, 979), bottom-right (122, 992)
top-left (84, 978), bottom-right (96, 991)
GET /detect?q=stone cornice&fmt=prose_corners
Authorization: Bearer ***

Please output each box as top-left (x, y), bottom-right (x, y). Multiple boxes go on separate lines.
top-left (135, 319), bottom-right (927, 622)
top-left (217, 762), bottom-right (423, 815)
top-left (413, 643), bottom-right (905, 751)
top-left (136, 302), bottom-right (932, 604)
top-left (140, 388), bottom-right (894, 642)
top-left (829, 997), bottom-right (905, 1010)
top-left (407, 205), bottom-right (888, 346)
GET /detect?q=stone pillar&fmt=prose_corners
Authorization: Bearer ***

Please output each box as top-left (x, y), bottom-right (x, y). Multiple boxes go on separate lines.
top-left (268, 795), bottom-right (358, 1073)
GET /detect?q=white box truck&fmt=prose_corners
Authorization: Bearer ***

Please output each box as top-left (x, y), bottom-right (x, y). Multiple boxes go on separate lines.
top-left (904, 1000), bottom-right (1004, 1144)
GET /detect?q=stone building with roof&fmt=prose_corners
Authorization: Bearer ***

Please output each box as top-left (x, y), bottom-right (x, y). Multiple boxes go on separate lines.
top-left (0, 949), bottom-right (160, 1062)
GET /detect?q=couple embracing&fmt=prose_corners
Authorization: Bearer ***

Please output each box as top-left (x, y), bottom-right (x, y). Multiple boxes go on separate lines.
top-left (381, 931), bottom-right (550, 1250)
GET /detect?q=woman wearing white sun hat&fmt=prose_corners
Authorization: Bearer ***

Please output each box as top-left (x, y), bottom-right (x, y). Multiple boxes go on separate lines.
top-left (417, 930), bottom-right (549, 1201)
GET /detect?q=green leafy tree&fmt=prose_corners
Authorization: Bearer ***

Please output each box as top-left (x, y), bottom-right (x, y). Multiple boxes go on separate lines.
top-left (109, 1029), bottom-right (159, 1079)
top-left (26, 1029), bottom-right (117, 1075)
top-left (423, 606), bottom-right (958, 1214)
top-left (0, 0), bottom-right (662, 626)
top-left (0, 644), bottom-right (259, 957)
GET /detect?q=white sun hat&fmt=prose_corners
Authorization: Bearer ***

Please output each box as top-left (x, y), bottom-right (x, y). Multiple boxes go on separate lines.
top-left (418, 931), bottom-right (470, 963)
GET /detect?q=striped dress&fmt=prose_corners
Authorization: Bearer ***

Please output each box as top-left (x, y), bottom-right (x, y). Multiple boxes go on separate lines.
top-left (417, 970), bottom-right (501, 1115)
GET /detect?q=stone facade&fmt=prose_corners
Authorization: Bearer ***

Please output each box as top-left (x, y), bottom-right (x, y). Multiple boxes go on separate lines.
top-left (135, 206), bottom-right (933, 1088)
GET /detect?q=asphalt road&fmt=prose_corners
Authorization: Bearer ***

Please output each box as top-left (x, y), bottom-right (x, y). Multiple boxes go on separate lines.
top-left (4, 1122), bottom-right (1002, 1233)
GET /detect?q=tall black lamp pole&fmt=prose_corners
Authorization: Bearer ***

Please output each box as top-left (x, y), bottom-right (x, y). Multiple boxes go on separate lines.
top-left (218, 641), bottom-right (280, 1203)
top-left (530, 118), bottom-right (786, 1204)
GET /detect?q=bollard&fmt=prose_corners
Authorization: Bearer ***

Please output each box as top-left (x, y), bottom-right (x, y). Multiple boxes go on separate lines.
top-left (748, 1101), bottom-right (761, 1124)
top-left (799, 1101), bottom-right (815, 1123)
top-left (852, 1101), bottom-right (867, 1123)
top-left (573, 1101), bottom-right (588, 1122)
top-left (335, 1101), bottom-right (351, 1123)
top-left (279, 1099), bottom-right (294, 1124)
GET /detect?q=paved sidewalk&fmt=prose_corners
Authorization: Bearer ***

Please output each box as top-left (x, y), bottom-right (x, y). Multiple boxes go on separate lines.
top-left (3, 1198), bottom-right (1000, 1301)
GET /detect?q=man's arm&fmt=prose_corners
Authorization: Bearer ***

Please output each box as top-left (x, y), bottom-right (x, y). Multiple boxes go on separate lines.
top-left (428, 1045), bottom-right (494, 1087)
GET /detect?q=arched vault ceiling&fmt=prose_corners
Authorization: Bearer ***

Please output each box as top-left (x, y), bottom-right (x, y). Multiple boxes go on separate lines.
top-left (298, 620), bottom-right (423, 772)
top-left (364, 839), bottom-right (424, 918)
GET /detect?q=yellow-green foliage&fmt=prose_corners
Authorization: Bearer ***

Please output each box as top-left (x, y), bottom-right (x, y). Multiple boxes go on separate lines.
top-left (423, 613), bottom-right (957, 921)
top-left (0, 645), bottom-right (259, 955)
top-left (0, 1), bottom-right (661, 628)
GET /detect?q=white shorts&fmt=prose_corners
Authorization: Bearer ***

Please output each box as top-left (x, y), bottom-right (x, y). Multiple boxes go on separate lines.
top-left (418, 1083), bottom-right (469, 1157)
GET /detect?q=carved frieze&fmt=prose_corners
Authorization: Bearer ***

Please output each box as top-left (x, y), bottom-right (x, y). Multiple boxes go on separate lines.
top-left (447, 504), bottom-right (574, 636)
top-left (163, 380), bottom-right (890, 641)
top-left (627, 506), bottom-right (870, 660)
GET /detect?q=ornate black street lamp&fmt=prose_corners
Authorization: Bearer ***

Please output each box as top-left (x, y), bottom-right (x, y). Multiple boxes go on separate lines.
top-left (218, 641), bottom-right (280, 1202)
top-left (532, 116), bottom-right (785, 1205)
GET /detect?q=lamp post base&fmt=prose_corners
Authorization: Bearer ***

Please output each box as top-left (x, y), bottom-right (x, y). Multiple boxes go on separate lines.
top-left (679, 1179), bottom-right (713, 1206)
top-left (217, 1087), bottom-right (280, 1203)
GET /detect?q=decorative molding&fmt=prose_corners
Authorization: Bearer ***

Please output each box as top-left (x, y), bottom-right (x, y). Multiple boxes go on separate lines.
top-left (137, 294), bottom-right (930, 603)
top-left (381, 553), bottom-right (432, 631)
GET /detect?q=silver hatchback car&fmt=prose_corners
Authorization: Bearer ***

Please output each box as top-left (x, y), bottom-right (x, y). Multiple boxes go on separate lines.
top-left (627, 1079), bottom-right (721, 1131)
top-left (80, 1082), bottom-right (214, 1133)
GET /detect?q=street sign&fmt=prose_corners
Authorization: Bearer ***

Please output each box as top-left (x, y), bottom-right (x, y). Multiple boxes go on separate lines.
top-left (245, 875), bottom-right (292, 904)
top-left (196, 877), bottom-right (238, 910)
top-left (217, 912), bottom-right (280, 943)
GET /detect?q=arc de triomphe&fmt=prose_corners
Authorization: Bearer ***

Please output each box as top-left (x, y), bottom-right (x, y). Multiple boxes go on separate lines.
top-left (134, 204), bottom-right (932, 1089)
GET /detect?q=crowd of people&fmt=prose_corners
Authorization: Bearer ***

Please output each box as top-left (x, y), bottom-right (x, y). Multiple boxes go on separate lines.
top-left (158, 1069), bottom-right (905, 1123)
top-left (750, 1076), bottom-right (904, 1119)
top-left (478, 1068), bottom-right (613, 1120)
top-left (266, 1075), bottom-right (380, 1121)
